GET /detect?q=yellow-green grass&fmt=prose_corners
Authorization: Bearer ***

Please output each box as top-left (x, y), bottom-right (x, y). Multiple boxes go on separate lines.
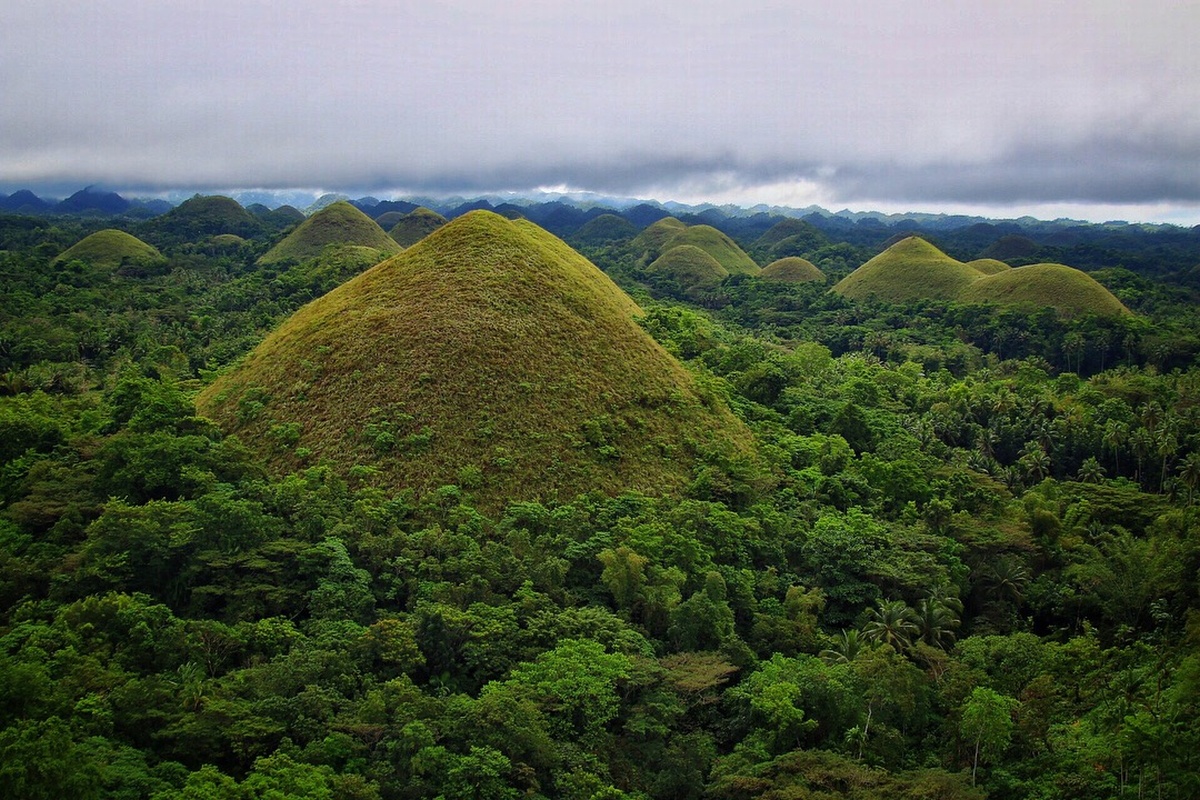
top-left (648, 245), bottom-right (729, 293)
top-left (630, 217), bottom-right (688, 256)
top-left (198, 211), bottom-right (757, 512)
top-left (966, 258), bottom-right (1012, 275)
top-left (832, 236), bottom-right (985, 302)
top-left (666, 226), bottom-right (760, 275)
top-left (574, 213), bottom-right (637, 244)
top-left (760, 257), bottom-right (826, 283)
top-left (259, 201), bottom-right (402, 265)
top-left (53, 229), bottom-right (166, 270)
top-left (388, 207), bottom-right (447, 247)
top-left (958, 263), bottom-right (1131, 318)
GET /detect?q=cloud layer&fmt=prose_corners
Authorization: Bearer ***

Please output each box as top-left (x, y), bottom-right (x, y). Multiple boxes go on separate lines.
top-left (3, 1), bottom-right (1198, 221)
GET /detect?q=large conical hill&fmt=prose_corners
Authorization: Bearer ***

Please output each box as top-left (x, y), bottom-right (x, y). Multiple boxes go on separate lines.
top-left (53, 229), bottom-right (166, 272)
top-left (387, 207), bottom-right (448, 247)
top-left (832, 236), bottom-right (983, 302)
top-left (198, 211), bottom-right (758, 511)
top-left (958, 263), bottom-right (1131, 318)
top-left (760, 257), bottom-right (825, 283)
top-left (259, 201), bottom-right (402, 265)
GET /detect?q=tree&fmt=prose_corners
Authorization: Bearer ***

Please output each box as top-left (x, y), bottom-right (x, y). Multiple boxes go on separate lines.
top-left (861, 600), bottom-right (919, 652)
top-left (960, 686), bottom-right (1017, 786)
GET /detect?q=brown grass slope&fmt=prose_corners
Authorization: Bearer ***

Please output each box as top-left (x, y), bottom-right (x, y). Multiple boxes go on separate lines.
top-left (53, 229), bottom-right (166, 270)
top-left (832, 236), bottom-right (984, 302)
top-left (198, 211), bottom-right (757, 511)
top-left (388, 207), bottom-right (448, 247)
top-left (259, 201), bottom-right (402, 265)
top-left (760, 257), bottom-right (826, 283)
top-left (958, 263), bottom-right (1131, 318)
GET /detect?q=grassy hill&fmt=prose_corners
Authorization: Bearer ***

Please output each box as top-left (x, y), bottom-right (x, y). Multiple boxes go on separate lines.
top-left (387, 207), bottom-right (447, 247)
top-left (752, 218), bottom-right (828, 262)
top-left (966, 258), bottom-right (1011, 275)
top-left (198, 211), bottom-right (758, 511)
top-left (52, 229), bottom-right (166, 271)
top-left (631, 218), bottom-right (759, 276)
top-left (760, 257), bottom-right (826, 283)
top-left (144, 195), bottom-right (264, 244)
top-left (647, 245), bottom-right (729, 296)
top-left (832, 236), bottom-right (986, 302)
top-left (259, 201), bottom-right (402, 265)
top-left (959, 263), bottom-right (1132, 318)
top-left (573, 213), bottom-right (637, 245)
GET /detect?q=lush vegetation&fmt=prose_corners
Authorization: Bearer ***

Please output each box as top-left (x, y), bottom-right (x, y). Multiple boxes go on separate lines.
top-left (2, 196), bottom-right (1199, 800)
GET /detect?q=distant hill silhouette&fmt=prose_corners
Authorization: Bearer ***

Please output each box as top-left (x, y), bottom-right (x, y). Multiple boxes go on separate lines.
top-left (55, 187), bottom-right (131, 215)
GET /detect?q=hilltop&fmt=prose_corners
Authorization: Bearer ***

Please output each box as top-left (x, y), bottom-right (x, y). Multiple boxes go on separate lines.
top-left (647, 244), bottom-right (729, 297)
top-left (143, 195), bottom-right (264, 244)
top-left (832, 236), bottom-right (1130, 318)
top-left (760, 256), bottom-right (826, 283)
top-left (632, 218), bottom-right (759, 275)
top-left (387, 207), bottom-right (447, 247)
top-left (258, 201), bottom-right (401, 265)
top-left (52, 229), bottom-right (166, 272)
top-left (959, 263), bottom-right (1131, 318)
top-left (833, 236), bottom-right (983, 302)
top-left (198, 211), bottom-right (758, 511)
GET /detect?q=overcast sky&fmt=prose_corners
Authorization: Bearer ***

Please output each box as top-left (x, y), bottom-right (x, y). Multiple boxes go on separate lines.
top-left (3, 0), bottom-right (1198, 223)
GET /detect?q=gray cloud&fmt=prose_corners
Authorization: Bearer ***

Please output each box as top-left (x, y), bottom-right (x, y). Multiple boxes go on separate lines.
top-left (2, 0), bottom-right (1198, 221)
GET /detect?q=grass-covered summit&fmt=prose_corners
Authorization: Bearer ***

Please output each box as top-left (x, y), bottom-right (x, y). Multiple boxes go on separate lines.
top-left (833, 236), bottom-right (982, 302)
top-left (259, 201), bottom-right (402, 265)
top-left (387, 207), bottom-right (448, 247)
top-left (53, 229), bottom-right (166, 271)
top-left (198, 211), bottom-right (757, 510)
top-left (632, 218), bottom-right (759, 276)
top-left (959, 263), bottom-right (1131, 318)
top-left (760, 257), bottom-right (825, 283)
top-left (647, 245), bottom-right (729, 296)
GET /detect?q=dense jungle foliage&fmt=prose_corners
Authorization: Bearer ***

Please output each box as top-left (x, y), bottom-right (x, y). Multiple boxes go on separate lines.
top-left (1, 203), bottom-right (1199, 799)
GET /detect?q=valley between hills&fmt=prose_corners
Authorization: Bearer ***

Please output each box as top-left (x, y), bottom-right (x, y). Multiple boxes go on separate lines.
top-left (1, 189), bottom-right (1199, 799)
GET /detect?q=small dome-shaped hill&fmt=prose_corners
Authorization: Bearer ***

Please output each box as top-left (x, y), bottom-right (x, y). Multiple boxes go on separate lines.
top-left (198, 211), bottom-right (757, 511)
top-left (53, 229), bottom-right (166, 271)
top-left (373, 211), bottom-right (406, 230)
top-left (573, 213), bottom-right (637, 245)
top-left (760, 257), bottom-right (825, 283)
top-left (146, 195), bottom-right (264, 243)
top-left (631, 217), bottom-right (688, 257)
top-left (966, 258), bottom-right (1011, 275)
top-left (958, 263), bottom-right (1131, 318)
top-left (667, 225), bottom-right (760, 276)
top-left (260, 201), bottom-right (402, 265)
top-left (388, 207), bottom-right (448, 247)
top-left (648, 245), bottom-right (729, 296)
top-left (832, 236), bottom-right (983, 302)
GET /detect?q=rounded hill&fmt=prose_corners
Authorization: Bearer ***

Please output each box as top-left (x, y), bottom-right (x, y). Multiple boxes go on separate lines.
top-left (760, 257), bottom-right (825, 283)
top-left (573, 213), bottom-right (637, 245)
top-left (259, 201), bottom-right (402, 265)
top-left (198, 211), bottom-right (758, 511)
top-left (832, 236), bottom-right (984, 302)
top-left (145, 195), bottom-right (264, 243)
top-left (966, 258), bottom-right (1011, 275)
top-left (668, 225), bottom-right (760, 275)
top-left (958, 263), bottom-right (1131, 318)
top-left (53, 229), bottom-right (166, 271)
top-left (631, 217), bottom-right (687, 256)
top-left (387, 207), bottom-right (448, 247)
top-left (648, 245), bottom-right (729, 296)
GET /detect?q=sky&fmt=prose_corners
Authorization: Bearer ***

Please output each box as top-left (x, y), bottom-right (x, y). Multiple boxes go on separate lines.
top-left (2, 0), bottom-right (1199, 224)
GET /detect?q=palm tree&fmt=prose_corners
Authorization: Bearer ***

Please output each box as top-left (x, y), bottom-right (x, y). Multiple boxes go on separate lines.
top-left (1077, 456), bottom-right (1105, 484)
top-left (861, 600), bottom-right (919, 652)
top-left (1178, 452), bottom-right (1200, 506)
top-left (914, 596), bottom-right (961, 650)
top-left (980, 556), bottom-right (1029, 608)
top-left (1128, 427), bottom-right (1154, 487)
top-left (819, 628), bottom-right (868, 665)
top-left (1103, 420), bottom-right (1127, 476)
